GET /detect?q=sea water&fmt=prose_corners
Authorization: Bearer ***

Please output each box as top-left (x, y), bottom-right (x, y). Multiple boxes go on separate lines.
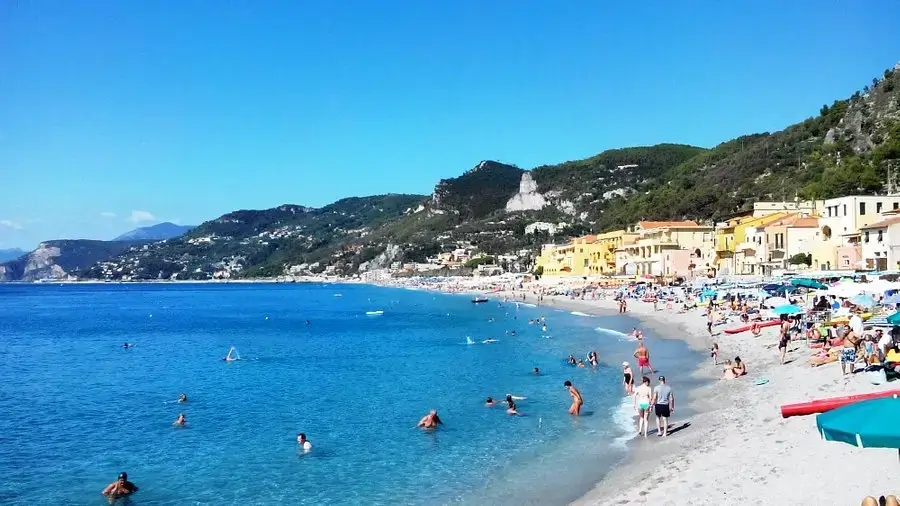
top-left (0, 284), bottom-right (702, 505)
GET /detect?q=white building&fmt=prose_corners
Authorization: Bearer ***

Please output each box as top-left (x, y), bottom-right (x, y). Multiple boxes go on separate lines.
top-left (859, 215), bottom-right (900, 271)
top-left (815, 195), bottom-right (900, 269)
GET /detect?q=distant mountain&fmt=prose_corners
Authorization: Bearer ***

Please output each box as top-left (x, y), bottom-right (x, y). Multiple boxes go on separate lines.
top-left (0, 240), bottom-right (149, 282)
top-left (114, 222), bottom-right (195, 242)
top-left (0, 248), bottom-right (25, 263)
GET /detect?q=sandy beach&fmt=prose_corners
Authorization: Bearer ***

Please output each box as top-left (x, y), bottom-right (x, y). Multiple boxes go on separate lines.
top-left (499, 291), bottom-right (899, 505)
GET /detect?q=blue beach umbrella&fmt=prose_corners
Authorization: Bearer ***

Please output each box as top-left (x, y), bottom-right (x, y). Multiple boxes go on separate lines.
top-left (885, 293), bottom-right (900, 305)
top-left (792, 278), bottom-right (827, 290)
top-left (816, 396), bottom-right (900, 458)
top-left (702, 289), bottom-right (717, 297)
top-left (886, 312), bottom-right (900, 326)
top-left (850, 294), bottom-right (877, 308)
top-left (772, 304), bottom-right (803, 315)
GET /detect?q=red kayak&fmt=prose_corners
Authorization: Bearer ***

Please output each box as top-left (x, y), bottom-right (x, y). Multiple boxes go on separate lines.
top-left (723, 319), bottom-right (780, 335)
top-left (781, 390), bottom-right (900, 418)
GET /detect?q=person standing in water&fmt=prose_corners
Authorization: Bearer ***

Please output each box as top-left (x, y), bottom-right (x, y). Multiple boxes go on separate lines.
top-left (173, 413), bottom-right (186, 427)
top-left (652, 376), bottom-right (674, 437)
top-left (102, 472), bottom-right (138, 499)
top-left (634, 342), bottom-right (654, 376)
top-left (297, 433), bottom-right (312, 450)
top-left (177, 393), bottom-right (188, 403)
top-left (587, 351), bottom-right (598, 367)
top-left (416, 410), bottom-right (443, 429)
top-left (622, 362), bottom-right (635, 395)
top-left (564, 380), bottom-right (583, 416)
top-left (634, 377), bottom-right (653, 437)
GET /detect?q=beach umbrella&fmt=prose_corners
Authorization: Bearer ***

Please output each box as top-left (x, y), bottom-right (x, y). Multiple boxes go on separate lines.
top-left (792, 278), bottom-right (827, 290)
top-left (765, 296), bottom-right (790, 307)
top-left (850, 294), bottom-right (877, 308)
top-left (816, 396), bottom-right (900, 458)
top-left (772, 304), bottom-right (803, 315)
top-left (886, 312), bottom-right (900, 326)
top-left (884, 293), bottom-right (900, 305)
top-left (702, 289), bottom-right (717, 297)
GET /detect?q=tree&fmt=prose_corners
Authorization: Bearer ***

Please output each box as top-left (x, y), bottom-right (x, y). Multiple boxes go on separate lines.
top-left (533, 265), bottom-right (544, 276)
top-left (788, 253), bottom-right (812, 266)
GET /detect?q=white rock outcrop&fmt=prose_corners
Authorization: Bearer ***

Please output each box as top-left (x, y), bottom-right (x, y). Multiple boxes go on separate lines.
top-left (505, 173), bottom-right (547, 212)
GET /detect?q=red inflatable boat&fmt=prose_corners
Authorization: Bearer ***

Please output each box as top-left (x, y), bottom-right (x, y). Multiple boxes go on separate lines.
top-left (780, 390), bottom-right (900, 418)
top-left (723, 319), bottom-right (780, 335)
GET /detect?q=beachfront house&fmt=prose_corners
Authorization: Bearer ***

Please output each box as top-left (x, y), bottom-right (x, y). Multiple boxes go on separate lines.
top-left (859, 214), bottom-right (900, 271)
top-left (759, 215), bottom-right (820, 274)
top-left (814, 195), bottom-right (900, 270)
top-left (620, 221), bottom-right (714, 278)
top-left (716, 212), bottom-right (793, 275)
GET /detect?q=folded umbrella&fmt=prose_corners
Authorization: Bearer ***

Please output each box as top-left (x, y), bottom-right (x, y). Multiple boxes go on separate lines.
top-left (773, 304), bottom-right (803, 315)
top-left (791, 278), bottom-right (827, 290)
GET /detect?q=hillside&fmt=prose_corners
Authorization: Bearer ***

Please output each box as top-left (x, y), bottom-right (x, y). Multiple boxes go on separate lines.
top-left (82, 194), bottom-right (426, 280)
top-left (114, 222), bottom-right (195, 241)
top-left (59, 62), bottom-right (900, 282)
top-left (0, 240), bottom-right (148, 281)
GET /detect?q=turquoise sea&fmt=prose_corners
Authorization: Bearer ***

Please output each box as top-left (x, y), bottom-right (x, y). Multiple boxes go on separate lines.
top-left (0, 284), bottom-right (702, 505)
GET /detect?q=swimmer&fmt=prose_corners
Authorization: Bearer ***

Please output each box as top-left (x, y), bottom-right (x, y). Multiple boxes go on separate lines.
top-left (296, 432), bottom-right (312, 451)
top-left (588, 351), bottom-right (599, 367)
top-left (485, 396), bottom-right (498, 407)
top-left (564, 380), bottom-right (583, 416)
top-left (506, 398), bottom-right (519, 416)
top-left (122, 343), bottom-right (132, 349)
top-left (567, 355), bottom-right (577, 366)
top-left (416, 409), bottom-right (443, 429)
top-left (305, 320), bottom-right (310, 325)
top-left (529, 319), bottom-right (535, 325)
top-left (223, 346), bottom-right (239, 362)
top-left (577, 360), bottom-right (586, 368)
top-left (102, 472), bottom-right (138, 499)
top-left (177, 393), bottom-right (187, 403)
top-left (173, 413), bottom-right (186, 427)
top-left (542, 325), bottom-right (548, 332)
top-left (533, 367), bottom-right (540, 375)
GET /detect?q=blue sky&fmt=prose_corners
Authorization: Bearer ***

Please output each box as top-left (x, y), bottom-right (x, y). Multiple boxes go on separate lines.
top-left (1, 1), bottom-right (899, 249)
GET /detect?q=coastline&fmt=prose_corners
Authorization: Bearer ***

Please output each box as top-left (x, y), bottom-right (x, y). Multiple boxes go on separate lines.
top-left (506, 292), bottom-right (898, 505)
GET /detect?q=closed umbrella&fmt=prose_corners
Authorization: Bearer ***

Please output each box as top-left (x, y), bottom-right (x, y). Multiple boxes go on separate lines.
top-left (765, 297), bottom-right (790, 307)
top-left (850, 294), bottom-right (877, 308)
top-left (773, 304), bottom-right (803, 315)
top-left (816, 396), bottom-right (900, 458)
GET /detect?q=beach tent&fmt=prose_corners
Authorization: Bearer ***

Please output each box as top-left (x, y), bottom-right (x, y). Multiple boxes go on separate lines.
top-left (816, 396), bottom-right (900, 459)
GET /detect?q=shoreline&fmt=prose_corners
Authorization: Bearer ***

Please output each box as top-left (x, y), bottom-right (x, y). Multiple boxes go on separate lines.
top-left (516, 293), bottom-right (899, 505)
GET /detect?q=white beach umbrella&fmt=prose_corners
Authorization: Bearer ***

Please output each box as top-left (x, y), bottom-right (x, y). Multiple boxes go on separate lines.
top-left (764, 296), bottom-right (790, 307)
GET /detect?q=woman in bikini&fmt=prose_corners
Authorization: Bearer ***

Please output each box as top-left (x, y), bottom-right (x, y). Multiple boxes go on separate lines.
top-left (634, 376), bottom-right (653, 437)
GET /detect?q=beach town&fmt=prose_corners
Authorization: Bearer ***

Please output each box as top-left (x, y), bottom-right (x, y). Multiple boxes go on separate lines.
top-left (375, 194), bottom-right (900, 505)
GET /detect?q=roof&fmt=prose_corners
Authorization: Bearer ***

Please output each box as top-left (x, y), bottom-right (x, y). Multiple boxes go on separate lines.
top-left (860, 216), bottom-right (900, 230)
top-left (789, 217), bottom-right (819, 228)
top-left (637, 221), bottom-right (698, 230)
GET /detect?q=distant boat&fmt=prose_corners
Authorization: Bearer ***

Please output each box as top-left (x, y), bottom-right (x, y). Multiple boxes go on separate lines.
top-left (334, 294), bottom-right (343, 297)
top-left (471, 297), bottom-right (489, 304)
top-left (366, 310), bottom-right (384, 316)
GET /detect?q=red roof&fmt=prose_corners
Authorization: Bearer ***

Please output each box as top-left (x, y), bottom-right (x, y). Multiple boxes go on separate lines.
top-left (638, 220), bottom-right (698, 230)
top-left (789, 217), bottom-right (819, 228)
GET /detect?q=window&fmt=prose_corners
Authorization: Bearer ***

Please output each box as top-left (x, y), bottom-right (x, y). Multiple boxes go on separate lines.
top-left (860, 202), bottom-right (866, 215)
top-left (877, 202), bottom-right (883, 213)
top-left (895, 202), bottom-right (899, 210)
top-left (878, 230), bottom-right (883, 242)
top-left (844, 204), bottom-right (847, 216)
top-left (865, 231), bottom-right (870, 243)
top-left (827, 207), bottom-right (833, 217)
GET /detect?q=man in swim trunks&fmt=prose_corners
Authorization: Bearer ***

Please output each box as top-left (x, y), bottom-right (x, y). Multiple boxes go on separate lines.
top-left (102, 472), bottom-right (138, 498)
top-left (633, 343), bottom-right (654, 376)
top-left (416, 410), bottom-right (443, 429)
top-left (622, 362), bottom-right (635, 394)
top-left (564, 380), bottom-right (582, 416)
top-left (778, 314), bottom-right (792, 364)
top-left (652, 376), bottom-right (674, 437)
top-left (841, 330), bottom-right (860, 376)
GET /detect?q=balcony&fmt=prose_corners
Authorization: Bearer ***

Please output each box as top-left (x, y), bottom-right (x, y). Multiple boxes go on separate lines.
top-left (736, 242), bottom-right (757, 252)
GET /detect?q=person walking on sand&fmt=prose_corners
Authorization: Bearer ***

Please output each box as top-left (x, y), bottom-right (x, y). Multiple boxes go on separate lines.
top-left (634, 342), bottom-right (654, 376)
top-left (622, 361), bottom-right (635, 395)
top-left (706, 308), bottom-right (715, 336)
top-left (634, 377), bottom-right (652, 437)
top-left (652, 376), bottom-right (674, 437)
top-left (778, 314), bottom-right (792, 364)
top-left (564, 380), bottom-right (583, 416)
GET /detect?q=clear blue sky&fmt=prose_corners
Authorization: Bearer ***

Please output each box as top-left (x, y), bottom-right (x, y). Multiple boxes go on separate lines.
top-left (1, 1), bottom-right (899, 249)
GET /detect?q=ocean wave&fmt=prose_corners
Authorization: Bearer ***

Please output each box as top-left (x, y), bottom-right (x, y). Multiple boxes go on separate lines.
top-left (594, 327), bottom-right (634, 341)
top-left (570, 311), bottom-right (593, 317)
top-left (610, 395), bottom-right (637, 448)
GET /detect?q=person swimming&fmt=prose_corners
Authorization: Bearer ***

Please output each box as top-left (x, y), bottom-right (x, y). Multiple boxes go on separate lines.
top-left (576, 360), bottom-right (586, 368)
top-left (416, 410), bottom-right (443, 429)
top-left (102, 472), bottom-right (138, 499)
top-left (533, 367), bottom-right (540, 375)
top-left (567, 355), bottom-right (577, 365)
top-left (485, 396), bottom-right (498, 407)
top-left (173, 413), bottom-right (186, 427)
top-left (223, 346), bottom-right (239, 362)
top-left (505, 397), bottom-right (519, 416)
top-left (122, 343), bottom-right (132, 349)
top-left (177, 393), bottom-right (187, 403)
top-left (297, 432), bottom-right (312, 451)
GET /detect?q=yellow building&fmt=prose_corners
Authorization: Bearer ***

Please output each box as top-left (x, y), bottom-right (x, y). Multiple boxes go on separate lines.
top-left (715, 212), bottom-right (792, 275)
top-left (536, 232), bottom-right (632, 277)
top-left (620, 221), bottom-right (715, 277)
top-left (588, 230), bottom-right (630, 274)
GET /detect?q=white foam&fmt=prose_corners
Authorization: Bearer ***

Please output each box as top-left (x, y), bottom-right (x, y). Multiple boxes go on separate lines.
top-left (610, 394), bottom-right (637, 448)
top-left (570, 311), bottom-right (593, 317)
top-left (594, 327), bottom-right (634, 341)
top-left (521, 303), bottom-right (537, 308)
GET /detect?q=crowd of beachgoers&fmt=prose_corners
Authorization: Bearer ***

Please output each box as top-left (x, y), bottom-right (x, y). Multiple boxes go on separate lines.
top-left (383, 273), bottom-right (899, 505)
